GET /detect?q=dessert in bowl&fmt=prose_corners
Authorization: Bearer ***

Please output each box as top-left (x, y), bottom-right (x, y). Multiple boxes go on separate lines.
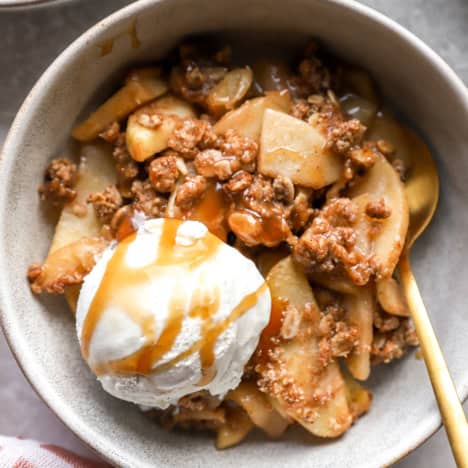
top-left (27, 38), bottom-right (425, 447)
top-left (2, 0), bottom-right (468, 466)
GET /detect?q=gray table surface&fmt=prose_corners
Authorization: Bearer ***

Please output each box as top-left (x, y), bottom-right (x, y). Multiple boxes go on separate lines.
top-left (1, 0), bottom-right (467, 466)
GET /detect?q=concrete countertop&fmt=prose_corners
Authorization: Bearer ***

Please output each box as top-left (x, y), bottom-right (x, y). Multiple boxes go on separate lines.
top-left (1, 0), bottom-right (467, 466)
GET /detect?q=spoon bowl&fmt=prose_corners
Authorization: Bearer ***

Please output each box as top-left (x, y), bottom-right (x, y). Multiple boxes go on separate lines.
top-left (404, 131), bottom-right (439, 248)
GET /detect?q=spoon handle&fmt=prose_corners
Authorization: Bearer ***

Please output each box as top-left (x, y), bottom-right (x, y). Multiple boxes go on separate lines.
top-left (399, 251), bottom-right (468, 467)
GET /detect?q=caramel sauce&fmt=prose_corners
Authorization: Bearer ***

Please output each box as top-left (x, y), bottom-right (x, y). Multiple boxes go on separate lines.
top-left (152, 282), bottom-right (268, 376)
top-left (255, 296), bottom-right (287, 359)
top-left (187, 182), bottom-right (229, 241)
top-left (186, 180), bottom-right (289, 247)
top-left (195, 282), bottom-right (267, 373)
top-left (248, 209), bottom-right (289, 247)
top-left (115, 212), bottom-right (136, 242)
top-left (188, 284), bottom-right (221, 385)
top-left (81, 218), bottom-right (267, 384)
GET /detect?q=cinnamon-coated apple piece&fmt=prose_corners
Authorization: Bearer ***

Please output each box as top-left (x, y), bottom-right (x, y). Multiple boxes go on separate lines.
top-left (206, 67), bottom-right (253, 116)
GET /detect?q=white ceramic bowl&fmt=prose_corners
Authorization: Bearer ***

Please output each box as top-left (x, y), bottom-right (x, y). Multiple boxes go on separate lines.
top-left (1, 0), bottom-right (468, 466)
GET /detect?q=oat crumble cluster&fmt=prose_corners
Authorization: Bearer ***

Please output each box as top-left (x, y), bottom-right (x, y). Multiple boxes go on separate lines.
top-left (28, 40), bottom-right (422, 448)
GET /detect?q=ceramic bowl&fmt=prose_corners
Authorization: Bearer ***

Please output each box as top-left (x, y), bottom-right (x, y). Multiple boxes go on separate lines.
top-left (1, 0), bottom-right (468, 466)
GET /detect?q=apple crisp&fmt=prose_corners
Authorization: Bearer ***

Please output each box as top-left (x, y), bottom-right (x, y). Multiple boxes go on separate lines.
top-left (28, 39), bottom-right (428, 448)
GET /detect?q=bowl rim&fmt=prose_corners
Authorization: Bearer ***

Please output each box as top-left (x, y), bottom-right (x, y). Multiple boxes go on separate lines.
top-left (1, 0), bottom-right (468, 466)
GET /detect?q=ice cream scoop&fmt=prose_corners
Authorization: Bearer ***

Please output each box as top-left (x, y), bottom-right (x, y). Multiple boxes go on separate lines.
top-left (76, 218), bottom-right (270, 409)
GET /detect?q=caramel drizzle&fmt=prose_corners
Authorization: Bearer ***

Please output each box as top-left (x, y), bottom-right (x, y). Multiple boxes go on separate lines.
top-left (186, 182), bottom-right (229, 242)
top-left (81, 218), bottom-right (266, 384)
top-left (188, 282), bottom-right (221, 385)
top-left (152, 282), bottom-right (268, 378)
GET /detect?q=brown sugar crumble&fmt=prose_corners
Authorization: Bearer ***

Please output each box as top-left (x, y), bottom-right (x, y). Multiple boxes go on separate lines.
top-left (38, 158), bottom-right (77, 207)
top-left (175, 175), bottom-right (208, 210)
top-left (292, 198), bottom-right (375, 286)
top-left (365, 198), bottom-right (392, 219)
top-left (87, 185), bottom-right (122, 224)
top-left (372, 319), bottom-right (418, 364)
top-left (131, 179), bottom-right (168, 218)
top-left (149, 155), bottom-right (180, 193)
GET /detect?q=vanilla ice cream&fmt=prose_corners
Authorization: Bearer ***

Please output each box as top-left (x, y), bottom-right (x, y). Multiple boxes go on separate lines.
top-left (76, 218), bottom-right (271, 409)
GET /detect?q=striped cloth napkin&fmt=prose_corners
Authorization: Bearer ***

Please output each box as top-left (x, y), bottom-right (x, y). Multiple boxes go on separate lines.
top-left (0, 436), bottom-right (109, 468)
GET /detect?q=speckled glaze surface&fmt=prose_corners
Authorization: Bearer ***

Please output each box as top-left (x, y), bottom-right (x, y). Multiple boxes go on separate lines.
top-left (1, 0), bottom-right (468, 466)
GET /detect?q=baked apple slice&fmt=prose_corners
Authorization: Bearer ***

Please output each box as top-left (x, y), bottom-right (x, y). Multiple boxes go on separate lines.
top-left (308, 272), bottom-right (361, 296)
top-left (72, 67), bottom-right (167, 141)
top-left (29, 237), bottom-right (109, 296)
top-left (376, 277), bottom-right (409, 317)
top-left (213, 91), bottom-right (291, 141)
top-left (366, 110), bottom-right (411, 166)
top-left (338, 67), bottom-right (379, 127)
top-left (339, 93), bottom-right (377, 127)
top-left (51, 142), bottom-right (116, 250)
top-left (344, 372), bottom-right (372, 420)
top-left (252, 59), bottom-right (291, 92)
top-left (216, 407), bottom-right (253, 449)
top-left (126, 94), bottom-right (196, 162)
top-left (342, 67), bottom-right (379, 105)
top-left (256, 248), bottom-right (289, 277)
top-left (258, 109), bottom-right (342, 189)
top-left (349, 153), bottom-right (409, 278)
top-left (343, 288), bottom-right (374, 381)
top-left (32, 142), bottom-right (115, 309)
top-left (257, 256), bottom-right (352, 437)
top-left (227, 382), bottom-right (290, 438)
top-left (206, 67), bottom-right (253, 115)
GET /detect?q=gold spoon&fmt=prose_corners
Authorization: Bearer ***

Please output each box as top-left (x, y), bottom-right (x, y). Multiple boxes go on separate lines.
top-left (398, 137), bottom-right (468, 467)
